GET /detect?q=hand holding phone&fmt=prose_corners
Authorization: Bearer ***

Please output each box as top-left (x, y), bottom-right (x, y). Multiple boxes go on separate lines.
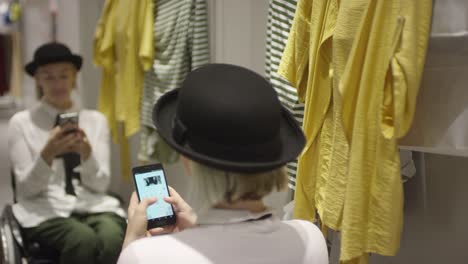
top-left (124, 176), bottom-right (196, 248)
top-left (123, 192), bottom-right (158, 249)
top-left (132, 163), bottom-right (176, 229)
top-left (41, 123), bottom-right (81, 164)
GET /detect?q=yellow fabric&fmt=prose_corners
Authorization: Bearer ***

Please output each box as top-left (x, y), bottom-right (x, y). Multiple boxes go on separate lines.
top-left (94, 0), bottom-right (154, 181)
top-left (94, 0), bottom-right (117, 140)
top-left (279, 0), bottom-right (348, 232)
top-left (317, 71), bottom-right (349, 231)
top-left (280, 0), bottom-right (431, 263)
top-left (278, 0), bottom-right (335, 223)
top-left (94, 0), bottom-right (154, 138)
top-left (335, 0), bottom-right (432, 262)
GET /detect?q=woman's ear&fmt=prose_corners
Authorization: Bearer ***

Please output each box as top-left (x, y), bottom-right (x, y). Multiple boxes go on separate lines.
top-left (181, 155), bottom-right (193, 176)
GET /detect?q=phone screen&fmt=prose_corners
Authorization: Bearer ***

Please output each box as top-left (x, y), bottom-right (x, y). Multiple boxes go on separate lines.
top-left (134, 168), bottom-right (174, 221)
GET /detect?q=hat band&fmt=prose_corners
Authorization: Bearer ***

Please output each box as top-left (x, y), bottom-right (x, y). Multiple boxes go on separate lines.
top-left (172, 116), bottom-right (282, 163)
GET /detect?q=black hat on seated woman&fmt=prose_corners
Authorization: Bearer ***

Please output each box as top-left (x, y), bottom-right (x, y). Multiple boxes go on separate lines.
top-left (153, 63), bottom-right (306, 173)
top-left (25, 42), bottom-right (83, 76)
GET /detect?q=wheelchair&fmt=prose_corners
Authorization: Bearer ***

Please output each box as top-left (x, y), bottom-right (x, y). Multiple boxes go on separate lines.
top-left (1, 171), bottom-right (125, 264)
top-left (1, 171), bottom-right (59, 264)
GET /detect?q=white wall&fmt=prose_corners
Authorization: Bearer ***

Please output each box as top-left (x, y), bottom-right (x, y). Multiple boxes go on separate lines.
top-left (21, 0), bottom-right (51, 106)
top-left (209, 0), bottom-right (269, 74)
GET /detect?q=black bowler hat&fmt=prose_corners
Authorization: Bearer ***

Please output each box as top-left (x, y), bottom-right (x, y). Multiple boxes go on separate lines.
top-left (153, 64), bottom-right (306, 173)
top-left (25, 42), bottom-right (82, 76)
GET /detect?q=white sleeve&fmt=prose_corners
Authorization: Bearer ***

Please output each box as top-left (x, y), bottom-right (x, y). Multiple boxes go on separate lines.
top-left (118, 244), bottom-right (142, 264)
top-left (8, 115), bottom-right (52, 198)
top-left (79, 113), bottom-right (111, 193)
top-left (289, 220), bottom-right (329, 264)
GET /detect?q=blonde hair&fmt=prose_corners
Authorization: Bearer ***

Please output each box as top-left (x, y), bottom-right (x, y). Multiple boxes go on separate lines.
top-left (187, 161), bottom-right (287, 213)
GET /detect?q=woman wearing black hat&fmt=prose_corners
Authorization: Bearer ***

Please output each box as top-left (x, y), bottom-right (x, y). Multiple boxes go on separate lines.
top-left (119, 64), bottom-right (328, 263)
top-left (8, 42), bottom-right (126, 264)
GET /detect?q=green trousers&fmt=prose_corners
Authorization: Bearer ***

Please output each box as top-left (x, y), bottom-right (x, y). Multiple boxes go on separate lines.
top-left (24, 212), bottom-right (127, 264)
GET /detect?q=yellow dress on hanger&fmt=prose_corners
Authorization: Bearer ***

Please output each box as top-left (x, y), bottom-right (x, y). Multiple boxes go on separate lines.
top-left (94, 0), bottom-right (154, 180)
top-left (281, 0), bottom-right (431, 263)
top-left (278, 0), bottom-right (335, 224)
top-left (94, 0), bottom-right (154, 139)
top-left (94, 0), bottom-right (117, 140)
top-left (334, 0), bottom-right (432, 263)
top-left (279, 0), bottom-right (349, 233)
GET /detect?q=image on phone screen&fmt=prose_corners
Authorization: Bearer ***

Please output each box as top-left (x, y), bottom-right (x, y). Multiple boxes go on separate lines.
top-left (134, 169), bottom-right (174, 221)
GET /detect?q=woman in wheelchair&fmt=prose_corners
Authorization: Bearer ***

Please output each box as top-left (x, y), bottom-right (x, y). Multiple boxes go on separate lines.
top-left (6, 42), bottom-right (126, 264)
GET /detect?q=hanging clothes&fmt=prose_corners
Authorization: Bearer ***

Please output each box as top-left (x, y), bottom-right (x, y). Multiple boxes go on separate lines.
top-left (400, 0), bottom-right (468, 157)
top-left (94, 0), bottom-right (154, 139)
top-left (334, 1), bottom-right (432, 263)
top-left (280, 0), bottom-right (432, 263)
top-left (138, 0), bottom-right (209, 164)
top-left (278, 0), bottom-right (349, 234)
top-left (265, 0), bottom-right (303, 190)
top-left (94, 0), bottom-right (154, 179)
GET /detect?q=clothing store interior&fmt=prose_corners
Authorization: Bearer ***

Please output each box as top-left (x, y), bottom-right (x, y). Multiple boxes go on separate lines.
top-left (0, 0), bottom-right (467, 264)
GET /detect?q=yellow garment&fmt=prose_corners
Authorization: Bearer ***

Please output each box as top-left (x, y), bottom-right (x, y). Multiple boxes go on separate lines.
top-left (279, 0), bottom-right (349, 232)
top-left (280, 0), bottom-right (431, 263)
top-left (335, 0), bottom-right (432, 262)
top-left (94, 0), bottom-right (154, 138)
top-left (278, 0), bottom-right (333, 223)
top-left (317, 72), bottom-right (349, 231)
top-left (94, 0), bottom-right (154, 180)
top-left (94, 0), bottom-right (117, 140)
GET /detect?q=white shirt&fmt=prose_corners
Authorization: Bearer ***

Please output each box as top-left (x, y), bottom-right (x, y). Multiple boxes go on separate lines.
top-left (7, 100), bottom-right (125, 228)
top-left (118, 209), bottom-right (328, 264)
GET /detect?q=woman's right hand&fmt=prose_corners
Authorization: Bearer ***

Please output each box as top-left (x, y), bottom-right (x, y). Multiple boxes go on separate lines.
top-left (148, 186), bottom-right (197, 236)
top-left (40, 126), bottom-right (80, 166)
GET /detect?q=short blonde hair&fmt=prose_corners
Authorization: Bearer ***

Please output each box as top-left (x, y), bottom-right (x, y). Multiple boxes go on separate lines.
top-left (187, 160), bottom-right (287, 213)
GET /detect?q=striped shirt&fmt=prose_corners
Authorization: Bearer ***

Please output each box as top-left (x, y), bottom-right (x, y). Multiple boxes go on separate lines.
top-left (265, 0), bottom-right (302, 189)
top-left (139, 0), bottom-right (210, 162)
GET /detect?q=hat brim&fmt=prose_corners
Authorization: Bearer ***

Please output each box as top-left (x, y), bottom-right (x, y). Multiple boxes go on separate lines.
top-left (153, 89), bottom-right (306, 173)
top-left (25, 54), bottom-right (83, 76)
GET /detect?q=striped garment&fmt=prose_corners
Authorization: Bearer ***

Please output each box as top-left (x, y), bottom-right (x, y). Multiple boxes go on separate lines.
top-left (265, 0), bottom-right (302, 190)
top-left (139, 0), bottom-right (210, 163)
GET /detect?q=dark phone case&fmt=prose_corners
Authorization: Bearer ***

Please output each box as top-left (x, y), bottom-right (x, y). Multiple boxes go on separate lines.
top-left (132, 163), bottom-right (177, 229)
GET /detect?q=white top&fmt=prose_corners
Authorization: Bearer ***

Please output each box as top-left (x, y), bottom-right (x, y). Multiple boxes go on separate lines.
top-left (118, 209), bottom-right (328, 264)
top-left (7, 100), bottom-right (125, 228)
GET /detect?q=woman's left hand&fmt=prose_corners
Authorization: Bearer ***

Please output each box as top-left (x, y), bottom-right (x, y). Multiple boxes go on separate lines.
top-left (123, 192), bottom-right (157, 249)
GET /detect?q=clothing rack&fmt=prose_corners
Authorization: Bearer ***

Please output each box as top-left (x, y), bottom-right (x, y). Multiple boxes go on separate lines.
top-left (0, 0), bottom-right (22, 114)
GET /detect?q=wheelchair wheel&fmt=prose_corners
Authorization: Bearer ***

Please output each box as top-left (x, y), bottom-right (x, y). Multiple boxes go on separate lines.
top-left (0, 216), bottom-right (21, 264)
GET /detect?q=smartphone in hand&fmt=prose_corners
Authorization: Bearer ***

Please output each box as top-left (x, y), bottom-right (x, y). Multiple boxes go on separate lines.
top-left (57, 112), bottom-right (79, 134)
top-left (132, 163), bottom-right (177, 229)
